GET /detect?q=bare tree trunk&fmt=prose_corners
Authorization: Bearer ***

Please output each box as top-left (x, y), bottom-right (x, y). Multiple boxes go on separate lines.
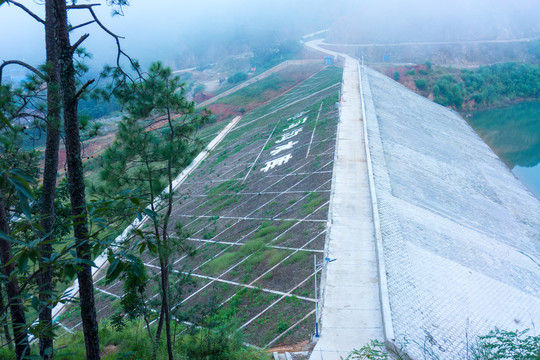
top-left (0, 191), bottom-right (30, 360)
top-left (38, 2), bottom-right (61, 358)
top-left (54, 1), bottom-right (100, 359)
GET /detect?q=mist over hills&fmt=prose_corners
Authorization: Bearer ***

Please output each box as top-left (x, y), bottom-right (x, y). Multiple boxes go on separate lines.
top-left (1, 0), bottom-right (539, 74)
top-left (327, 0), bottom-right (540, 44)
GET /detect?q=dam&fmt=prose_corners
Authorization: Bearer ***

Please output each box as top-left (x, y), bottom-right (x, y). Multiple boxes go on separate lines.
top-left (361, 64), bottom-right (540, 358)
top-left (52, 42), bottom-right (540, 359)
top-left (310, 37), bottom-right (540, 358)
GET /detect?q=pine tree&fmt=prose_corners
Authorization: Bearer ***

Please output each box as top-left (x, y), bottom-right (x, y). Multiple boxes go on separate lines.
top-left (100, 62), bottom-right (209, 360)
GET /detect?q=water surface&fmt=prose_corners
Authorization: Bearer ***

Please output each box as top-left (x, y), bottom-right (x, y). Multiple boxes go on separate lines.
top-left (467, 101), bottom-right (540, 199)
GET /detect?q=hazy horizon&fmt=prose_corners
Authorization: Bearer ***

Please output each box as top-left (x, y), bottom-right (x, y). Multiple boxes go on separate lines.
top-left (1, 0), bottom-right (539, 74)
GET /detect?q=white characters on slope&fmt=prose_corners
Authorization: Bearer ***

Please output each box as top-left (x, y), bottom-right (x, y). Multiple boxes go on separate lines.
top-left (283, 117), bottom-right (307, 131)
top-left (270, 141), bottom-right (298, 156)
top-left (260, 154), bottom-right (293, 172)
top-left (276, 128), bottom-right (303, 143)
top-left (258, 112), bottom-right (308, 173)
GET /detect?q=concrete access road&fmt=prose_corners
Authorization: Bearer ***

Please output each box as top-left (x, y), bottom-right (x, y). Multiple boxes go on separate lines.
top-left (306, 41), bottom-right (385, 360)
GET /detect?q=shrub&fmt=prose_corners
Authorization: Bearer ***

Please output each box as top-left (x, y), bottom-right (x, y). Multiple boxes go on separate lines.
top-left (406, 69), bottom-right (416, 76)
top-left (415, 78), bottom-right (428, 90)
top-left (228, 72), bottom-right (248, 84)
top-left (469, 328), bottom-right (540, 359)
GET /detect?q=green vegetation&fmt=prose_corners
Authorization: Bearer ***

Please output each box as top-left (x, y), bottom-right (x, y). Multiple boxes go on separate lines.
top-left (205, 180), bottom-right (245, 213)
top-left (30, 319), bottom-right (269, 360)
top-left (461, 63), bottom-right (540, 106)
top-left (395, 62), bottom-right (540, 109)
top-left (470, 328), bottom-right (540, 359)
top-left (217, 73), bottom-right (294, 106)
top-left (345, 340), bottom-right (392, 360)
top-left (250, 221), bottom-right (296, 244)
top-left (228, 72), bottom-right (248, 84)
top-left (406, 69), bottom-right (416, 76)
top-left (203, 251), bottom-right (244, 274)
top-left (284, 250), bottom-right (309, 265)
top-left (433, 75), bottom-right (464, 108)
top-left (202, 221), bottom-right (296, 276)
top-left (302, 192), bottom-right (324, 216)
top-left (415, 78), bottom-right (427, 91)
top-left (346, 329), bottom-right (540, 360)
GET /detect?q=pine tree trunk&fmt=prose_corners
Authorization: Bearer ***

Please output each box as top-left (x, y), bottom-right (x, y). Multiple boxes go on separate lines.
top-left (0, 192), bottom-right (30, 360)
top-left (0, 272), bottom-right (13, 349)
top-left (38, 2), bottom-right (61, 358)
top-left (161, 258), bottom-right (173, 360)
top-left (54, 1), bottom-right (100, 359)
top-left (164, 109), bottom-right (174, 360)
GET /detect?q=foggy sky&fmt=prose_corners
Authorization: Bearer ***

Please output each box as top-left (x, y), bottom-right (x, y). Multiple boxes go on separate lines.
top-left (1, 0), bottom-right (539, 74)
top-left (0, 0), bottom-right (338, 71)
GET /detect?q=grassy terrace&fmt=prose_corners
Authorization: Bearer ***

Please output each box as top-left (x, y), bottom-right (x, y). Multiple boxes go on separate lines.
top-left (60, 64), bottom-right (343, 351)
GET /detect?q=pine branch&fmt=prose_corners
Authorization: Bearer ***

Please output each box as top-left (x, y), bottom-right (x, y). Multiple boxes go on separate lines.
top-left (71, 33), bottom-right (90, 52)
top-left (75, 79), bottom-right (95, 99)
top-left (0, 60), bottom-right (46, 87)
top-left (70, 20), bottom-right (96, 32)
top-left (6, 1), bottom-right (45, 24)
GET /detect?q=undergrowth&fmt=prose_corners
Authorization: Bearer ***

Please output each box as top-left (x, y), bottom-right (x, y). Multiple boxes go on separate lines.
top-left (345, 329), bottom-right (540, 360)
top-left (0, 319), bottom-right (270, 360)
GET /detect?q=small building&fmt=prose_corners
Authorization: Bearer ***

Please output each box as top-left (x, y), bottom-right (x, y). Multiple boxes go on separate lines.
top-left (324, 56), bottom-right (334, 65)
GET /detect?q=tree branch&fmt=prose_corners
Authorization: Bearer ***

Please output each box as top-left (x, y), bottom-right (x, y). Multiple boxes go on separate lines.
top-left (6, 1), bottom-right (45, 24)
top-left (70, 20), bottom-right (96, 32)
top-left (82, 7), bottom-right (143, 80)
top-left (66, 3), bottom-right (101, 10)
top-left (66, 1), bottom-right (143, 87)
top-left (15, 112), bottom-right (47, 122)
top-left (0, 60), bottom-right (46, 87)
top-left (71, 33), bottom-right (90, 52)
top-left (75, 79), bottom-right (95, 99)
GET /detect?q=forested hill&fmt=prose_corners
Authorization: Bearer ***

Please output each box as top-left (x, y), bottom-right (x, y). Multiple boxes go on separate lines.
top-left (381, 62), bottom-right (540, 110)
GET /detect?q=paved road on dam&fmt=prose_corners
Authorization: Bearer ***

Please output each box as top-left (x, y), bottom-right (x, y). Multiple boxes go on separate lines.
top-left (306, 41), bottom-right (384, 360)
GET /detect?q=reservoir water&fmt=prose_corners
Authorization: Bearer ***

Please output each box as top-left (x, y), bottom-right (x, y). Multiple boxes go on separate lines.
top-left (466, 101), bottom-right (540, 199)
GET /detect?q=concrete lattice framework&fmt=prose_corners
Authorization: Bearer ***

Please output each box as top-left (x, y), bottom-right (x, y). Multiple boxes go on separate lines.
top-left (55, 66), bottom-right (344, 352)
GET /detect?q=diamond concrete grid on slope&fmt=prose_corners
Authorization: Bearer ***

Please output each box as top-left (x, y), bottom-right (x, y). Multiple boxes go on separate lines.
top-left (58, 67), bottom-right (342, 349)
top-left (361, 66), bottom-right (540, 359)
